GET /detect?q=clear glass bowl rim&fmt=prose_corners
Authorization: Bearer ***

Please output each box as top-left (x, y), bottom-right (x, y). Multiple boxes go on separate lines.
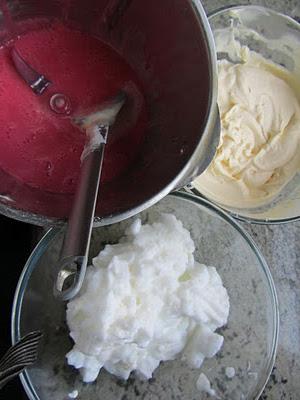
top-left (11, 191), bottom-right (279, 400)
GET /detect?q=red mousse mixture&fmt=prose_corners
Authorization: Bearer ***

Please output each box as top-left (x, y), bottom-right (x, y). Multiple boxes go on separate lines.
top-left (0, 22), bottom-right (147, 193)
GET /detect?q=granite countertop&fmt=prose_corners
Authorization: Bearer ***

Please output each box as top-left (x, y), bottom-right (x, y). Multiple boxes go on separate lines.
top-left (243, 222), bottom-right (300, 400)
top-left (200, 1), bottom-right (300, 399)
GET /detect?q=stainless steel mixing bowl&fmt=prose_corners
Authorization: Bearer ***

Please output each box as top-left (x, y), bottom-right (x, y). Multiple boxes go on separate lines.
top-left (0, 0), bottom-right (219, 226)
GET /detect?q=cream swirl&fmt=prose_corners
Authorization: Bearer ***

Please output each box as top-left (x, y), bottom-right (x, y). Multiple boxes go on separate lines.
top-left (194, 58), bottom-right (300, 208)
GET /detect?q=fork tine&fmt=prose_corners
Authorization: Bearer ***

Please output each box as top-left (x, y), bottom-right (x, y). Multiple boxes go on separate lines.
top-left (0, 331), bottom-right (42, 390)
top-left (11, 331), bottom-right (42, 349)
top-left (0, 341), bottom-right (40, 366)
top-left (2, 331), bottom-right (42, 354)
top-left (0, 339), bottom-right (40, 361)
top-left (0, 365), bottom-right (25, 381)
top-left (0, 332), bottom-right (42, 361)
top-left (0, 353), bottom-right (38, 372)
top-left (0, 367), bottom-right (27, 390)
top-left (0, 331), bottom-right (42, 367)
top-left (0, 351), bottom-right (37, 370)
top-left (0, 361), bottom-right (35, 381)
top-left (0, 361), bottom-right (34, 376)
top-left (5, 355), bottom-right (36, 368)
top-left (0, 347), bottom-right (39, 371)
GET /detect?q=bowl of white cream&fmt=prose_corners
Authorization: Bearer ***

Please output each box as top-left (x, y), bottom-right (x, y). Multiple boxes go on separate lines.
top-left (191, 6), bottom-right (300, 224)
top-left (12, 192), bottom-right (278, 399)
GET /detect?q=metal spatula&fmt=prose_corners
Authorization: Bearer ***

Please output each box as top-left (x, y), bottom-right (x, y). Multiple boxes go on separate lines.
top-left (11, 47), bottom-right (125, 301)
top-left (54, 93), bottom-right (125, 301)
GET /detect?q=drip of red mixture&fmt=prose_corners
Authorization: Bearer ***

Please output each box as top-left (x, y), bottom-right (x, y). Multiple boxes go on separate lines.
top-left (0, 22), bottom-right (147, 193)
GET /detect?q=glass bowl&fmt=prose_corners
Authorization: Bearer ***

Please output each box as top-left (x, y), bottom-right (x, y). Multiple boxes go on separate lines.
top-left (12, 192), bottom-right (278, 400)
top-left (190, 5), bottom-right (300, 224)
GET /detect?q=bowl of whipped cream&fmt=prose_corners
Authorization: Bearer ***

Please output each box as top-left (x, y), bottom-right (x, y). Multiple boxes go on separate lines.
top-left (12, 192), bottom-right (278, 400)
top-left (191, 6), bottom-right (300, 224)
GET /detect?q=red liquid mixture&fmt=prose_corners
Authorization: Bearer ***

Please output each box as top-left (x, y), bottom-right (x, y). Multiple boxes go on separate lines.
top-left (0, 22), bottom-right (147, 194)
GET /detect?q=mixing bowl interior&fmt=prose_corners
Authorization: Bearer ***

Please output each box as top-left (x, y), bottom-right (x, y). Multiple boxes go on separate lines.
top-left (0, 0), bottom-right (216, 224)
top-left (12, 192), bottom-right (278, 400)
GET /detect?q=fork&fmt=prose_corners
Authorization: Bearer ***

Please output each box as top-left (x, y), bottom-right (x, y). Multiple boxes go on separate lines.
top-left (0, 331), bottom-right (42, 389)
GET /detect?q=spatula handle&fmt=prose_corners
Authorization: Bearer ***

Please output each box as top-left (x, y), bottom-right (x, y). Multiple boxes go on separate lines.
top-left (54, 125), bottom-right (108, 301)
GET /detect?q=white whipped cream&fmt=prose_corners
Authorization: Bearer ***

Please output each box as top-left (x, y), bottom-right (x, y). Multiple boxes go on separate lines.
top-left (66, 214), bottom-right (229, 382)
top-left (68, 390), bottom-right (78, 399)
top-left (225, 366), bottom-right (235, 379)
top-left (196, 373), bottom-right (217, 397)
top-left (193, 44), bottom-right (300, 209)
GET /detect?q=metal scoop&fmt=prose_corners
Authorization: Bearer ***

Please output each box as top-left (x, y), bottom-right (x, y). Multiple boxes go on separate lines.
top-left (54, 93), bottom-right (125, 301)
top-left (10, 47), bottom-right (125, 301)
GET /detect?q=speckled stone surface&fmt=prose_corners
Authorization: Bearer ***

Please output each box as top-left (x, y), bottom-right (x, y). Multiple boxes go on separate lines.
top-left (242, 222), bottom-right (300, 400)
top-left (201, 1), bottom-right (300, 398)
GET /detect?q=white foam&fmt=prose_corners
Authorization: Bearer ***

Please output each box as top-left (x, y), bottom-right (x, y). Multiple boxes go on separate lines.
top-left (66, 214), bottom-right (230, 383)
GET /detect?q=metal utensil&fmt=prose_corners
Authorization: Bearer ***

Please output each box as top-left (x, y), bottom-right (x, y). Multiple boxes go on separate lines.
top-left (11, 47), bottom-right (72, 115)
top-left (0, 331), bottom-right (42, 390)
top-left (54, 93), bottom-right (125, 301)
top-left (10, 47), bottom-right (126, 301)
